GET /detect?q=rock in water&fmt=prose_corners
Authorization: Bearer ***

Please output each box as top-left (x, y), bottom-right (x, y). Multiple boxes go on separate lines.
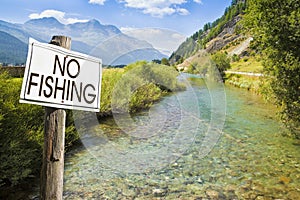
top-left (206, 189), bottom-right (219, 199)
top-left (153, 189), bottom-right (166, 197)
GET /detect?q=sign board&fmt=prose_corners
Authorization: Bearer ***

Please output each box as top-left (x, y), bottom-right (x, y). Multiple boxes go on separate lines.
top-left (20, 38), bottom-right (102, 112)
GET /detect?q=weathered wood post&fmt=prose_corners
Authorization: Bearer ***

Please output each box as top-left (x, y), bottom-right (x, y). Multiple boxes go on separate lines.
top-left (40, 36), bottom-right (71, 200)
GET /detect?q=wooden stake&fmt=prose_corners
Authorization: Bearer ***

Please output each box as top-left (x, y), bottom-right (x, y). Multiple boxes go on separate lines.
top-left (40, 36), bottom-right (71, 200)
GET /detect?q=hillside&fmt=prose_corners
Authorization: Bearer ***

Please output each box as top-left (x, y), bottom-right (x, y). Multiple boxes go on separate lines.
top-left (170, 0), bottom-right (248, 66)
top-left (0, 31), bottom-right (27, 65)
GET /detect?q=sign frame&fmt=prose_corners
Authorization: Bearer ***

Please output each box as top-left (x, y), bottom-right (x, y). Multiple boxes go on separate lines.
top-left (20, 38), bottom-right (102, 112)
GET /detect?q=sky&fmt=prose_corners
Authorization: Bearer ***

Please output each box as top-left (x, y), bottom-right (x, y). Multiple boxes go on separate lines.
top-left (1, 0), bottom-right (232, 54)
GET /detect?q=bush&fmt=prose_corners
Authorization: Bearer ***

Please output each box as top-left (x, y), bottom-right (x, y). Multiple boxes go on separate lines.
top-left (0, 73), bottom-right (44, 185)
top-left (99, 68), bottom-right (124, 115)
top-left (243, 57), bottom-right (249, 62)
top-left (231, 54), bottom-right (240, 62)
top-left (211, 52), bottom-right (231, 81)
top-left (0, 72), bottom-right (78, 185)
top-left (109, 61), bottom-right (185, 113)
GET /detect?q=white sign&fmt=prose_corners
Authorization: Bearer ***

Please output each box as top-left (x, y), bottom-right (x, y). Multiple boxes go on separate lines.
top-left (20, 38), bottom-right (102, 112)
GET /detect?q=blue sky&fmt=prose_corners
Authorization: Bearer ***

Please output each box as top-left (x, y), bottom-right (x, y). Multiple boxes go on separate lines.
top-left (1, 0), bottom-right (232, 36)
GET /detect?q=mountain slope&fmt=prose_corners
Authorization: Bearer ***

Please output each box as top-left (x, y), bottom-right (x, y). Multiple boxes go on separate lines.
top-left (0, 31), bottom-right (27, 65)
top-left (0, 20), bottom-right (33, 44)
top-left (170, 0), bottom-right (247, 64)
top-left (89, 33), bottom-right (164, 65)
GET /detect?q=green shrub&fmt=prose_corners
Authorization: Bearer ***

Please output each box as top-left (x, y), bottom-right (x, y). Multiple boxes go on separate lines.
top-left (211, 52), bottom-right (231, 81)
top-left (0, 72), bottom-right (78, 185)
top-left (109, 61), bottom-right (185, 113)
top-left (129, 83), bottom-right (162, 112)
top-left (99, 68), bottom-right (124, 114)
top-left (243, 57), bottom-right (249, 62)
top-left (231, 54), bottom-right (240, 62)
top-left (0, 73), bottom-right (43, 185)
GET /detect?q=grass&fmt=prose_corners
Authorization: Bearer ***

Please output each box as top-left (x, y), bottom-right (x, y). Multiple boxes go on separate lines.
top-left (99, 68), bottom-right (124, 115)
top-left (11, 77), bottom-right (22, 83)
top-left (226, 73), bottom-right (263, 93)
top-left (226, 56), bottom-right (265, 93)
top-left (230, 56), bottom-right (263, 73)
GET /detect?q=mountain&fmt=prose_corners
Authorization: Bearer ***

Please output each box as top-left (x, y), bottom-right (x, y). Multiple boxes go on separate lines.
top-left (120, 28), bottom-right (186, 57)
top-left (0, 18), bottom-right (166, 65)
top-left (0, 31), bottom-right (27, 65)
top-left (170, 0), bottom-right (247, 65)
top-left (0, 20), bottom-right (33, 44)
top-left (24, 17), bottom-right (64, 29)
top-left (89, 33), bottom-right (165, 65)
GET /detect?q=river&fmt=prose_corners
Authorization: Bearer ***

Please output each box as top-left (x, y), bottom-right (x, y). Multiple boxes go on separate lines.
top-left (60, 74), bottom-right (300, 199)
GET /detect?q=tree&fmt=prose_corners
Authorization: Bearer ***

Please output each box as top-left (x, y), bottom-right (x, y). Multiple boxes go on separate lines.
top-left (152, 59), bottom-right (161, 64)
top-left (203, 23), bottom-right (210, 32)
top-left (161, 58), bottom-right (170, 66)
top-left (244, 0), bottom-right (300, 138)
top-left (211, 52), bottom-right (231, 82)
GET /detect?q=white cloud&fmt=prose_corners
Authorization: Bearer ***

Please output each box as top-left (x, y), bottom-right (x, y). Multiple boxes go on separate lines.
top-left (29, 10), bottom-right (89, 24)
top-left (143, 7), bottom-right (176, 17)
top-left (172, 33), bottom-right (185, 39)
top-left (177, 8), bottom-right (189, 15)
top-left (118, 0), bottom-right (191, 17)
top-left (29, 10), bottom-right (64, 20)
top-left (193, 0), bottom-right (202, 4)
top-left (89, 0), bottom-right (106, 5)
top-left (121, 27), bottom-right (186, 55)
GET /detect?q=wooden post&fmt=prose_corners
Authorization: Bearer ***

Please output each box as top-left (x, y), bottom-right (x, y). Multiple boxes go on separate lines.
top-left (40, 36), bottom-right (71, 200)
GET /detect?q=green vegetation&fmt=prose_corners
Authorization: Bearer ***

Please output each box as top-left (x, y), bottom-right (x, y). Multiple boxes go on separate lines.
top-left (226, 74), bottom-right (262, 93)
top-left (0, 61), bottom-right (184, 185)
top-left (230, 56), bottom-right (263, 73)
top-left (174, 0), bottom-right (299, 138)
top-left (244, 0), bottom-right (300, 138)
top-left (211, 52), bottom-right (231, 81)
top-left (98, 68), bottom-right (124, 115)
top-left (0, 73), bottom-right (43, 186)
top-left (0, 73), bottom-right (78, 186)
top-left (185, 51), bottom-right (231, 82)
top-left (161, 58), bottom-right (170, 66)
top-left (199, 0), bottom-right (246, 47)
top-left (170, 37), bottom-right (198, 64)
top-left (110, 61), bottom-right (185, 113)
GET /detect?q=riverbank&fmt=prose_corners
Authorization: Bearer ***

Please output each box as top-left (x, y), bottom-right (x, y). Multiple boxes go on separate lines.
top-left (225, 55), bottom-right (265, 93)
top-left (225, 72), bottom-right (263, 93)
top-left (2, 73), bottom-right (300, 199)
top-left (0, 62), bottom-right (185, 199)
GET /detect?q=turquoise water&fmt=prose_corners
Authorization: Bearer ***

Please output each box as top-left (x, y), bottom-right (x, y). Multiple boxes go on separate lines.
top-left (63, 76), bottom-right (300, 199)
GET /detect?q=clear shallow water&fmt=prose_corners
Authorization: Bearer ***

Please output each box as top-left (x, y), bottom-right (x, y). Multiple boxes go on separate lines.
top-left (63, 76), bottom-right (300, 199)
